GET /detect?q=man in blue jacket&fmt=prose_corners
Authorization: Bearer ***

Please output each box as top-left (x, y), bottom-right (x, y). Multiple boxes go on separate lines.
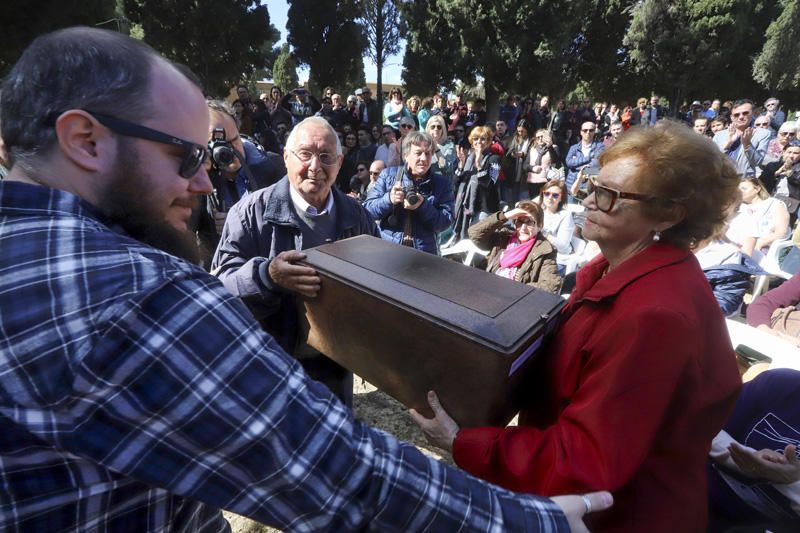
top-left (364, 130), bottom-right (455, 254)
top-left (565, 121), bottom-right (605, 202)
top-left (212, 116), bottom-right (379, 405)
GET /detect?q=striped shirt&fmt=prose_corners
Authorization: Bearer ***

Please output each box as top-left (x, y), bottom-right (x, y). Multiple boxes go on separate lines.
top-left (0, 180), bottom-right (568, 532)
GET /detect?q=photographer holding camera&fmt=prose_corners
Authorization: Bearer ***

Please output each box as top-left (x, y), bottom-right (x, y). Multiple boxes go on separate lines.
top-left (194, 100), bottom-right (285, 268)
top-left (364, 130), bottom-right (455, 254)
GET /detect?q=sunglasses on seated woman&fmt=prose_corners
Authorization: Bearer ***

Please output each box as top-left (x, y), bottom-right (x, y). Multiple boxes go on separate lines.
top-left (587, 176), bottom-right (657, 213)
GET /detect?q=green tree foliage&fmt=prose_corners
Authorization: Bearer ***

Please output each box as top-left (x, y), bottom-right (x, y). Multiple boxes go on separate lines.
top-left (0, 0), bottom-right (117, 75)
top-left (123, 0), bottom-right (279, 96)
top-left (402, 0), bottom-right (796, 110)
top-left (401, 0), bottom-right (626, 111)
top-left (753, 0), bottom-right (800, 94)
top-left (624, 0), bottom-right (779, 109)
top-left (286, 0), bottom-right (366, 96)
top-left (360, 0), bottom-right (403, 111)
top-left (272, 44), bottom-right (299, 93)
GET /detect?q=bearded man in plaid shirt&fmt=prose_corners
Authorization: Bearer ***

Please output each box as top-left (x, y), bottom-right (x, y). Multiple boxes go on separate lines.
top-left (0, 27), bottom-right (611, 532)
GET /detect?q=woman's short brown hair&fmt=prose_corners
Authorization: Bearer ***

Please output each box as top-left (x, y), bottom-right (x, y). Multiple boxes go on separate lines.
top-left (517, 200), bottom-right (545, 227)
top-left (539, 179), bottom-right (567, 211)
top-left (598, 120), bottom-right (740, 249)
top-left (468, 125), bottom-right (493, 143)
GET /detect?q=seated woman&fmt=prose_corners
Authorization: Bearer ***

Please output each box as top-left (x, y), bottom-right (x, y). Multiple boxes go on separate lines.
top-left (747, 271), bottom-right (800, 347)
top-left (726, 177), bottom-right (790, 261)
top-left (411, 121), bottom-right (743, 531)
top-left (693, 231), bottom-right (766, 317)
top-left (708, 369), bottom-right (800, 529)
top-left (467, 201), bottom-right (561, 294)
top-left (536, 179), bottom-right (576, 272)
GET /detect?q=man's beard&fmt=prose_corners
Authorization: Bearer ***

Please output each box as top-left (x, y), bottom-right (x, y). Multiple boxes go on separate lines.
top-left (102, 141), bottom-right (201, 264)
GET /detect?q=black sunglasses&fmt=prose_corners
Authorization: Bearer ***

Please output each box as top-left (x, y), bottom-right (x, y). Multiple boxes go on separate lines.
top-left (46, 111), bottom-right (207, 178)
top-left (587, 176), bottom-right (654, 213)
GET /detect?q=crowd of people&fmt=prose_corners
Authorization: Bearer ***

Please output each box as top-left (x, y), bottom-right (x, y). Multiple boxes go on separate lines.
top-left (3, 24), bottom-right (800, 533)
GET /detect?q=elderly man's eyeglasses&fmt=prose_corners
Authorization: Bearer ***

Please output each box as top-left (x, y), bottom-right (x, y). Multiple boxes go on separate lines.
top-left (754, 122), bottom-right (769, 127)
top-left (369, 170), bottom-right (382, 176)
top-left (46, 111), bottom-right (208, 178)
top-left (587, 177), bottom-right (654, 213)
top-left (582, 128), bottom-right (596, 133)
top-left (289, 149), bottom-right (338, 166)
top-left (732, 111), bottom-right (751, 118)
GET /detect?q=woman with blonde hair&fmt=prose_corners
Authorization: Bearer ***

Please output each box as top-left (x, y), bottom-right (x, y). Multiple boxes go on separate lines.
top-left (726, 176), bottom-right (789, 259)
top-left (452, 125), bottom-right (501, 239)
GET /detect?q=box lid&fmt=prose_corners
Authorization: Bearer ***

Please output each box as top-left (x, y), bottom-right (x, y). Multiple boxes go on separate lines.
top-left (302, 235), bottom-right (565, 351)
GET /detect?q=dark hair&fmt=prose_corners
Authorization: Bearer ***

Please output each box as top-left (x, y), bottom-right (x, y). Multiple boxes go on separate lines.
top-left (356, 124), bottom-right (372, 135)
top-left (517, 200), bottom-right (544, 227)
top-left (349, 175), bottom-right (363, 191)
top-left (1, 27), bottom-right (168, 173)
top-left (732, 99), bottom-right (753, 109)
top-left (539, 179), bottom-right (568, 211)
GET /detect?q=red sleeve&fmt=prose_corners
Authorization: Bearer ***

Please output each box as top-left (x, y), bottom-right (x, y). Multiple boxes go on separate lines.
top-left (453, 306), bottom-right (698, 495)
top-left (746, 272), bottom-right (800, 327)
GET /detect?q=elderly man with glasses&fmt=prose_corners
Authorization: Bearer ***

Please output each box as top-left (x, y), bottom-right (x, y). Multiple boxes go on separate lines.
top-left (764, 121), bottom-right (799, 166)
top-left (713, 99), bottom-right (771, 177)
top-left (212, 116), bottom-right (379, 406)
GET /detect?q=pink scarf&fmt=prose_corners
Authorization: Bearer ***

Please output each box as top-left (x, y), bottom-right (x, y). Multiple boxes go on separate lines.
top-left (499, 233), bottom-right (537, 269)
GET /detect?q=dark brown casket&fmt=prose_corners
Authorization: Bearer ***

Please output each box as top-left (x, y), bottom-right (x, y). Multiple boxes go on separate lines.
top-left (299, 235), bottom-right (565, 427)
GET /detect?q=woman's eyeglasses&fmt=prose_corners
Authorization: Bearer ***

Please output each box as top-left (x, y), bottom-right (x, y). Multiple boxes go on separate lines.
top-left (514, 217), bottom-right (536, 227)
top-left (400, 124), bottom-right (414, 129)
top-left (428, 124), bottom-right (443, 130)
top-left (543, 192), bottom-right (561, 199)
top-left (587, 177), bottom-right (654, 213)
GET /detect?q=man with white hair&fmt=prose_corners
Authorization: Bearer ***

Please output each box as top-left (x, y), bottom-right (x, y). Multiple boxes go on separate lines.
top-left (212, 117), bottom-right (378, 405)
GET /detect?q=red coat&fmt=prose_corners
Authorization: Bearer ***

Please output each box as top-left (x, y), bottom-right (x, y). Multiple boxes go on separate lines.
top-left (453, 243), bottom-right (741, 532)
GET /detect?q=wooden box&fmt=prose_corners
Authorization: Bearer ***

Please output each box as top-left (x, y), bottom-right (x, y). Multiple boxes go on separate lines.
top-left (300, 235), bottom-right (565, 427)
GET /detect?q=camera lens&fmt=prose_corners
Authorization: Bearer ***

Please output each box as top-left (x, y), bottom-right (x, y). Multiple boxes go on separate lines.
top-left (212, 144), bottom-right (235, 167)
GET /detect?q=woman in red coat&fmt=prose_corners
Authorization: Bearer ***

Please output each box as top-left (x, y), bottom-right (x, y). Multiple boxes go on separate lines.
top-left (412, 121), bottom-right (743, 532)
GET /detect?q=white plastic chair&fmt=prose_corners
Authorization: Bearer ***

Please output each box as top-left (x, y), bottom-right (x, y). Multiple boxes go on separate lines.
top-left (752, 239), bottom-right (795, 297)
top-left (440, 239), bottom-right (489, 267)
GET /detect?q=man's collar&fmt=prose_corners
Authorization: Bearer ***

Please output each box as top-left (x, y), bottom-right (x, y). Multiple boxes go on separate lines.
top-left (289, 183), bottom-right (334, 216)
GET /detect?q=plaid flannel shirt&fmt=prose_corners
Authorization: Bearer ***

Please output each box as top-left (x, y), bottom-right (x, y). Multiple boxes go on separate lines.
top-left (0, 181), bottom-right (568, 532)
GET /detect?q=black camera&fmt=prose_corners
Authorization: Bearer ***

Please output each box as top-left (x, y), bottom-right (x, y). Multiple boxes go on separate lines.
top-left (405, 187), bottom-right (421, 206)
top-left (208, 127), bottom-right (237, 169)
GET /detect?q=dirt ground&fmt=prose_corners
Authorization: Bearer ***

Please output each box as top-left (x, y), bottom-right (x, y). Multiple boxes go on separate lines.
top-left (223, 377), bottom-right (452, 533)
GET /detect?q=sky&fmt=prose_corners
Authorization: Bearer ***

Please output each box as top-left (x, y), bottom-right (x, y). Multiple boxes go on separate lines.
top-left (266, 0), bottom-right (404, 85)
